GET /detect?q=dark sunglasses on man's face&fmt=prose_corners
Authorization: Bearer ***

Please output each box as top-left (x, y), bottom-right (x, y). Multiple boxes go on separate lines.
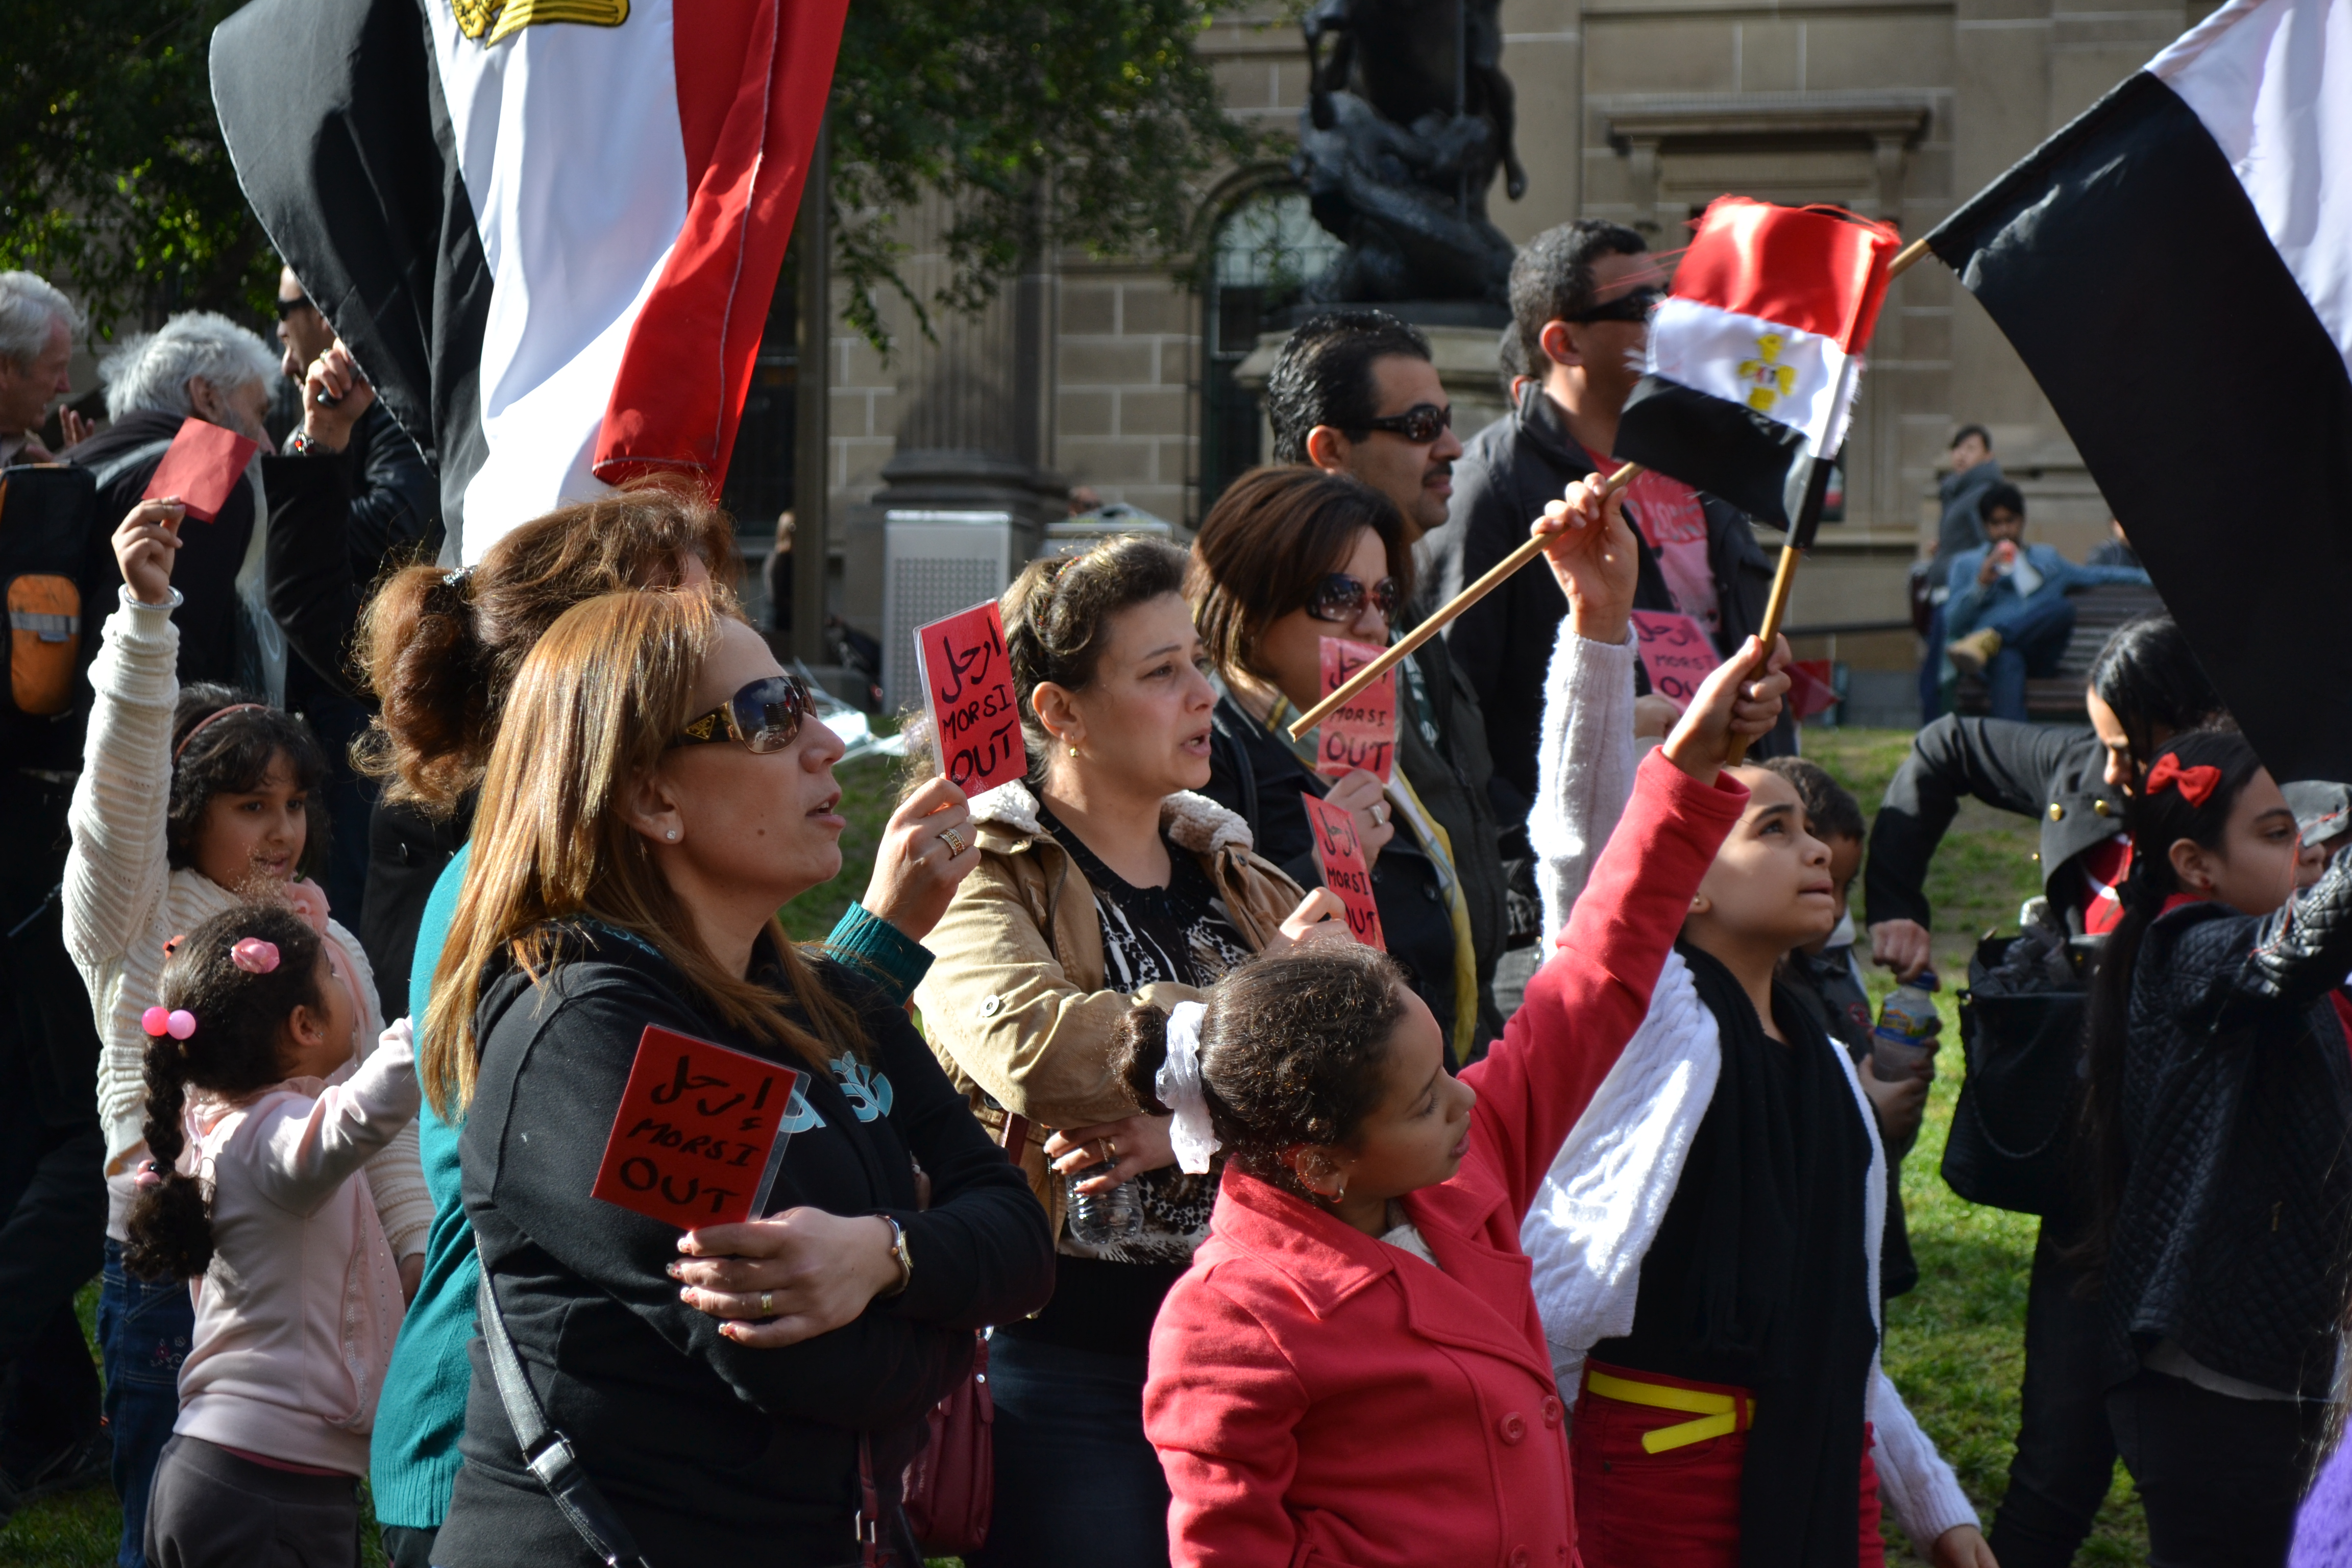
top-left (669, 673), bottom-right (814, 754)
top-left (1566, 285), bottom-right (1664, 325)
top-left (276, 293), bottom-right (315, 320)
top-left (1355, 402), bottom-right (1453, 445)
top-left (1308, 573), bottom-right (1400, 625)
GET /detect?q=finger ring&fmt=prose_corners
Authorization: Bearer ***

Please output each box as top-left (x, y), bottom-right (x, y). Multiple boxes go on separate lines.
top-left (759, 1290), bottom-right (774, 1316)
top-left (1104, 1136), bottom-right (1119, 1160)
top-left (938, 826), bottom-right (968, 857)
top-left (1373, 802), bottom-right (1389, 824)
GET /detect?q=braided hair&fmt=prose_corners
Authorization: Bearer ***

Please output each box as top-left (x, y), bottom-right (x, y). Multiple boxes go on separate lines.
top-left (124, 903), bottom-right (327, 1280)
top-left (1109, 941), bottom-right (1410, 1196)
top-left (2075, 728), bottom-right (2265, 1277)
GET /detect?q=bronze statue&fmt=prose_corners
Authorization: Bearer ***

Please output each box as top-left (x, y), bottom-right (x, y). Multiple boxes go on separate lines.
top-left (1297, 0), bottom-right (1526, 306)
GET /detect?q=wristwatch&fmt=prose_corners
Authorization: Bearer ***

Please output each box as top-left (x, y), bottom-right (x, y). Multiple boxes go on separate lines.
top-left (879, 1214), bottom-right (913, 1297)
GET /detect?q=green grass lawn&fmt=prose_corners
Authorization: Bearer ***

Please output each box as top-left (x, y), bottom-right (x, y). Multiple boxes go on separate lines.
top-left (2, 737), bottom-right (2147, 1565)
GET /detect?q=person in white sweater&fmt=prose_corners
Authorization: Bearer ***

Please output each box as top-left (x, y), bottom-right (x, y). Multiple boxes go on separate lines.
top-left (67, 495), bottom-right (427, 1559)
top-left (1513, 476), bottom-right (1993, 1568)
top-left (121, 901), bottom-right (418, 1566)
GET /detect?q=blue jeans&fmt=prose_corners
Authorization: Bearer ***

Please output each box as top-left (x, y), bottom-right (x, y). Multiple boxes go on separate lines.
top-left (99, 1239), bottom-right (193, 1568)
top-left (967, 1336), bottom-right (1169, 1568)
top-left (1972, 591), bottom-right (2077, 721)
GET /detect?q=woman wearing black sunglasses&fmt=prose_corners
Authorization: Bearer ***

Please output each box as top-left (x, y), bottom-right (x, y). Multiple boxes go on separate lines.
top-left (1191, 465), bottom-right (1501, 1066)
top-left (425, 589), bottom-right (1054, 1567)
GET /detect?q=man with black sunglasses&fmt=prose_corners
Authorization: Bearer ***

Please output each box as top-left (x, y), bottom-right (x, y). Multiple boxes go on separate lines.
top-left (1264, 310), bottom-right (1513, 1042)
top-left (1428, 219), bottom-right (1790, 841)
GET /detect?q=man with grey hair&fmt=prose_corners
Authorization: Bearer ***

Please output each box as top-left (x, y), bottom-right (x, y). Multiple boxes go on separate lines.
top-left (0, 271), bottom-right (84, 463)
top-left (72, 312), bottom-right (281, 692)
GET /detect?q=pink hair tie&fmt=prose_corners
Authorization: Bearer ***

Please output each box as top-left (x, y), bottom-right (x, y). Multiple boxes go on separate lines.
top-left (230, 938), bottom-right (280, 974)
top-left (141, 1006), bottom-right (197, 1040)
top-left (133, 1158), bottom-right (165, 1190)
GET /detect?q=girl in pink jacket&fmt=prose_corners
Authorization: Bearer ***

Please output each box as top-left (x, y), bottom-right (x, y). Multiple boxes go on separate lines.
top-left (124, 902), bottom-right (419, 1568)
top-left (1136, 485), bottom-right (1791, 1568)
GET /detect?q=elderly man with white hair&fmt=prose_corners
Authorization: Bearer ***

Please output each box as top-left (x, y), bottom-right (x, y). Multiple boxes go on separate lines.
top-left (71, 311), bottom-right (282, 695)
top-left (0, 270), bottom-right (84, 463)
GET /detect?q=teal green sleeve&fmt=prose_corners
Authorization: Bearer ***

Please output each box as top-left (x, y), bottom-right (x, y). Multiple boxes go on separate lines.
top-left (821, 901), bottom-right (932, 1006)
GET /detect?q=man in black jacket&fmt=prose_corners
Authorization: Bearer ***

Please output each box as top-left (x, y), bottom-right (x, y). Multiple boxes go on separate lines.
top-left (1423, 221), bottom-right (1786, 828)
top-left (268, 272), bottom-right (442, 934)
top-left (1262, 310), bottom-right (1517, 1032)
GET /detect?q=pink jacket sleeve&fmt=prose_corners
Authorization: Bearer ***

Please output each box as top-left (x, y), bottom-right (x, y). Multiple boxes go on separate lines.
top-left (1146, 1276), bottom-right (1312, 1568)
top-left (1462, 747), bottom-right (1747, 1217)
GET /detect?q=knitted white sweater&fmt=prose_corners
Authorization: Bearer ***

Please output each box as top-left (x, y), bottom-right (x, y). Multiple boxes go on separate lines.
top-left (66, 590), bottom-right (428, 1255)
top-left (1520, 624), bottom-right (1979, 1550)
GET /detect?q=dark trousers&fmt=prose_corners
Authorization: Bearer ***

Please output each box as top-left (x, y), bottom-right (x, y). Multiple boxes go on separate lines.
top-left (968, 1335), bottom-right (1169, 1568)
top-left (2108, 1366), bottom-right (2326, 1568)
top-left (1919, 601), bottom-right (1948, 725)
top-left (143, 1434), bottom-right (359, 1568)
top-left (377, 1525), bottom-right (435, 1568)
top-left (1989, 1218), bottom-right (2119, 1568)
top-left (101, 1239), bottom-right (197, 1568)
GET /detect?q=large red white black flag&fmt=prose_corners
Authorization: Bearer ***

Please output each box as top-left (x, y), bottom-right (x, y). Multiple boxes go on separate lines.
top-left (1925, 0), bottom-right (2350, 783)
top-left (1612, 199), bottom-right (1901, 533)
top-left (212, 0), bottom-right (846, 561)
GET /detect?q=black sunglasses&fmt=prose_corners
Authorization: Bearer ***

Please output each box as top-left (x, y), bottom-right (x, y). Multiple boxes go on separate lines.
top-left (1308, 572), bottom-right (1400, 625)
top-left (275, 293), bottom-right (316, 320)
top-left (1354, 402), bottom-right (1453, 445)
top-left (1566, 285), bottom-right (1664, 324)
top-left (670, 674), bottom-right (814, 754)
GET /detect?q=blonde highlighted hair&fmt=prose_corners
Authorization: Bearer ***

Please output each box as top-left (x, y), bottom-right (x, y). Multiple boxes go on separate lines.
top-left (419, 588), bottom-right (861, 1119)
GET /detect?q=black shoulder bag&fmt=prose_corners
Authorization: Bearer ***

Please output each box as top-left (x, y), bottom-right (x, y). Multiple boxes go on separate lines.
top-left (1940, 934), bottom-right (2088, 1216)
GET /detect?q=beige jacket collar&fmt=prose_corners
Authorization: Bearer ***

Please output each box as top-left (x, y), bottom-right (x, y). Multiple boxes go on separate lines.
top-left (969, 779), bottom-right (1258, 860)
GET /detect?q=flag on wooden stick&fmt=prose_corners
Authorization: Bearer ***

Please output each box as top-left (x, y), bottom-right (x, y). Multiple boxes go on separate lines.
top-left (1924, 0), bottom-right (2350, 783)
top-left (1614, 199), bottom-right (1902, 534)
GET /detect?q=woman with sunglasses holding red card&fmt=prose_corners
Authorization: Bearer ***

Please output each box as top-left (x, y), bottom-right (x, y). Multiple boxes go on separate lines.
top-left (423, 587), bottom-right (1052, 1567)
top-left (1190, 465), bottom-right (1496, 1065)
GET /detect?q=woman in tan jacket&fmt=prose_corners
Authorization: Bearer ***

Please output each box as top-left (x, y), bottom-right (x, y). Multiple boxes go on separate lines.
top-left (915, 534), bottom-right (1333, 1568)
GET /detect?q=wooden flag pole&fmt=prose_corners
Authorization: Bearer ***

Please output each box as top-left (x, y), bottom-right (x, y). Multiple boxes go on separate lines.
top-left (1287, 235), bottom-right (1937, 742)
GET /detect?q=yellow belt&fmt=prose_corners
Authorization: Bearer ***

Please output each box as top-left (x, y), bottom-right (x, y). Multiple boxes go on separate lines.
top-left (1583, 1369), bottom-right (1756, 1454)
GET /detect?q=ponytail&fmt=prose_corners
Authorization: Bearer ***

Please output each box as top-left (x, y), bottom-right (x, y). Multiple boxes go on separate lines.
top-left (2075, 728), bottom-right (2264, 1276)
top-left (121, 903), bottom-right (327, 1280)
top-left (1111, 1001), bottom-right (1175, 1117)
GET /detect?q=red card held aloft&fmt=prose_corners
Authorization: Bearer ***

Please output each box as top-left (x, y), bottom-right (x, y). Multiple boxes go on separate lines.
top-left (1314, 636), bottom-right (1395, 783)
top-left (1630, 610), bottom-right (1717, 714)
top-left (141, 417), bottom-right (258, 524)
top-left (1788, 658), bottom-right (1840, 721)
top-left (591, 1025), bottom-right (809, 1230)
top-left (1302, 791), bottom-right (1385, 950)
top-left (916, 599), bottom-right (1024, 795)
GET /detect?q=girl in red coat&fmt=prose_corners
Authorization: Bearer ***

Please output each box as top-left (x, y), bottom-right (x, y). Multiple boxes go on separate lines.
top-left (1136, 478), bottom-right (1790, 1568)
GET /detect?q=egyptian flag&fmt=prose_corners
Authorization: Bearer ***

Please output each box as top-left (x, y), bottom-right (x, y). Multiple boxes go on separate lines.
top-left (1613, 199), bottom-right (1901, 533)
top-left (1925, 0), bottom-right (2351, 785)
top-left (211, 0), bottom-right (846, 562)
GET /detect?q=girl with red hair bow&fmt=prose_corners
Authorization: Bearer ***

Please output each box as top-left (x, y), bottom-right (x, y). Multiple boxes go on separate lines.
top-left (2078, 727), bottom-right (2352, 1562)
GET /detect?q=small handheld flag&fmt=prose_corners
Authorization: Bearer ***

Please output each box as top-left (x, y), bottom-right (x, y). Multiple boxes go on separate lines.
top-left (1614, 199), bottom-right (1901, 537)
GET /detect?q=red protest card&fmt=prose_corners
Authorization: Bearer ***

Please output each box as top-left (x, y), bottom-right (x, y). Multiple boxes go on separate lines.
top-left (141, 417), bottom-right (258, 524)
top-left (1302, 791), bottom-right (1385, 950)
top-left (1629, 610), bottom-right (1718, 713)
top-left (915, 599), bottom-right (1024, 795)
top-left (591, 1025), bottom-right (810, 1230)
top-left (1314, 636), bottom-right (1395, 782)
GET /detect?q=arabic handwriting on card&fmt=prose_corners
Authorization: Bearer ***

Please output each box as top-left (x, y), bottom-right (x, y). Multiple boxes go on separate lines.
top-left (1315, 637), bottom-right (1396, 783)
top-left (1629, 610), bottom-right (1718, 714)
top-left (591, 1025), bottom-right (809, 1229)
top-left (141, 418), bottom-right (258, 524)
top-left (1302, 791), bottom-right (1386, 951)
top-left (914, 600), bottom-right (1025, 795)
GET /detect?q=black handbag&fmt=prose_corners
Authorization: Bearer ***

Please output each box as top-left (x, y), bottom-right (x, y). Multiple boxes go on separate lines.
top-left (1941, 935), bottom-right (2087, 1216)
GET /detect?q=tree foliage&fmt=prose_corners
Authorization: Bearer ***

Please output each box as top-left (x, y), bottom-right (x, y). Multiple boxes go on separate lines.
top-left (0, 0), bottom-right (1256, 349)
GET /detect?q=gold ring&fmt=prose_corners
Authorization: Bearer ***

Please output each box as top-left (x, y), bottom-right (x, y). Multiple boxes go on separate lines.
top-left (1105, 1136), bottom-right (1119, 1160)
top-left (759, 1290), bottom-right (774, 1316)
top-left (938, 826), bottom-right (968, 857)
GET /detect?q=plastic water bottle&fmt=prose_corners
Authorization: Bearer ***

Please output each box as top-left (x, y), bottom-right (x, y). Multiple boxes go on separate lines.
top-left (1871, 971), bottom-right (1942, 1081)
top-left (1065, 1164), bottom-right (1143, 1246)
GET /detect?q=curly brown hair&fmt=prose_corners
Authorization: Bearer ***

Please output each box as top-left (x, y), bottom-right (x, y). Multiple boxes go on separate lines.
top-left (1110, 940), bottom-right (1410, 1193)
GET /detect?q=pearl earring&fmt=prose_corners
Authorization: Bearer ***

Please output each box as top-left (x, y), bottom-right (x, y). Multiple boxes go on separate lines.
top-left (666, 828), bottom-right (678, 841)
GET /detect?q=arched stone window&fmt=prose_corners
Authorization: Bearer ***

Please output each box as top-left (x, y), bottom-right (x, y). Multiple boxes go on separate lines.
top-left (1198, 184), bottom-right (1340, 511)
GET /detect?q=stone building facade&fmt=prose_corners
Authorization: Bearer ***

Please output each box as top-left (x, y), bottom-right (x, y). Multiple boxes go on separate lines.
top-left (792, 0), bottom-right (2207, 693)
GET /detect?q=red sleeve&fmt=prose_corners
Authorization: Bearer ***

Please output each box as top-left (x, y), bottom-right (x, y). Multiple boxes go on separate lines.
top-left (1146, 1276), bottom-right (1311, 1568)
top-left (1462, 747), bottom-right (1747, 1217)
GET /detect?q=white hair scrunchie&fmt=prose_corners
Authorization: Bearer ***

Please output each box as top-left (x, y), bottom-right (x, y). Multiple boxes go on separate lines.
top-left (1156, 1000), bottom-right (1220, 1174)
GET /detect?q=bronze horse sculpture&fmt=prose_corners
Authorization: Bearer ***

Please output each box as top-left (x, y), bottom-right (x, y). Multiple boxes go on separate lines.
top-left (1296, 0), bottom-right (1526, 306)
